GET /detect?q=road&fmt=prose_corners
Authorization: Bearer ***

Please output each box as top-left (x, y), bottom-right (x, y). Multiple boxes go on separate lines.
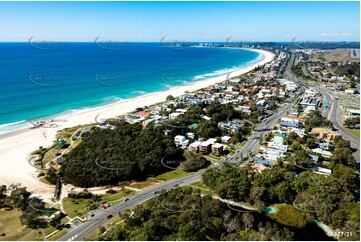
top-left (59, 99), bottom-right (302, 241)
top-left (316, 86), bottom-right (360, 163)
top-left (58, 172), bottom-right (202, 241)
top-left (59, 52), bottom-right (304, 241)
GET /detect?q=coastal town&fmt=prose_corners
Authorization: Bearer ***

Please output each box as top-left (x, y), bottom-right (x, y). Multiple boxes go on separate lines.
top-left (0, 41), bottom-right (359, 241)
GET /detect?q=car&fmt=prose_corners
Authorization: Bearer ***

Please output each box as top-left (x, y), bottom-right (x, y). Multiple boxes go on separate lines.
top-left (106, 214), bottom-right (113, 219)
top-left (101, 205), bottom-right (107, 209)
top-left (153, 191), bottom-right (158, 194)
top-left (90, 213), bottom-right (95, 217)
top-left (124, 198), bottom-right (129, 202)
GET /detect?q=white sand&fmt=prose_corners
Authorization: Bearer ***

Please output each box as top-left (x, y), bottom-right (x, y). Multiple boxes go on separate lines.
top-left (0, 48), bottom-right (274, 198)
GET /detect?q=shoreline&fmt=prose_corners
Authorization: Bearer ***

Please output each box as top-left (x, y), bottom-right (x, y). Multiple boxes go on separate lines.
top-left (0, 48), bottom-right (275, 197)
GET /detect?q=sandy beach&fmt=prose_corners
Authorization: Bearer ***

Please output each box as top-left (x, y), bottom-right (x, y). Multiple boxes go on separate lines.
top-left (0, 48), bottom-right (274, 198)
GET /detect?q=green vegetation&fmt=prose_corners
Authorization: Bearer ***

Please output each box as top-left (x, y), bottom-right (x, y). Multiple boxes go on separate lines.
top-left (63, 189), bottom-right (135, 218)
top-left (202, 164), bottom-right (359, 238)
top-left (345, 128), bottom-right (360, 138)
top-left (0, 209), bottom-right (43, 241)
top-left (335, 62), bottom-right (360, 81)
top-left (268, 204), bottom-right (312, 228)
top-left (344, 117), bottom-right (360, 129)
top-left (0, 185), bottom-right (66, 240)
top-left (155, 169), bottom-right (189, 181)
top-left (62, 123), bottom-right (182, 187)
top-left (97, 187), bottom-right (294, 241)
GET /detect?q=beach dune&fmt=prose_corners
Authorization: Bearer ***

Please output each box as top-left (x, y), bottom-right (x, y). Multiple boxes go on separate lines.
top-left (0, 49), bottom-right (274, 198)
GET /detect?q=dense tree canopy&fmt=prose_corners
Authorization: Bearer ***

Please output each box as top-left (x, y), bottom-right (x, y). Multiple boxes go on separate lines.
top-left (61, 123), bottom-right (182, 187)
top-left (202, 164), bottom-right (359, 239)
top-left (98, 187), bottom-right (294, 241)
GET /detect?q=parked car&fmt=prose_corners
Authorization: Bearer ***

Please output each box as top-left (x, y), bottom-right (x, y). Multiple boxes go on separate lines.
top-left (124, 198), bottom-right (129, 202)
top-left (106, 214), bottom-right (113, 219)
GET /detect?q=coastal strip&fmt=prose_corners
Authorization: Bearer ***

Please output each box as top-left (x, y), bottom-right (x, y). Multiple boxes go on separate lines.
top-left (0, 48), bottom-right (274, 198)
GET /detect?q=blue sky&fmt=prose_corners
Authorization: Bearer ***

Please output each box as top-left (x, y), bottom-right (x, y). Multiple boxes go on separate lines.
top-left (0, 1), bottom-right (359, 42)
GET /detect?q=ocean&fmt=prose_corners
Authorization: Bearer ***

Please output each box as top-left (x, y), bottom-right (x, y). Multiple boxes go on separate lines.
top-left (0, 42), bottom-right (261, 135)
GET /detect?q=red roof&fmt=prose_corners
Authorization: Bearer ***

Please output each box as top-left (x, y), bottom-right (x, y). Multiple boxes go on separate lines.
top-left (136, 111), bottom-right (151, 117)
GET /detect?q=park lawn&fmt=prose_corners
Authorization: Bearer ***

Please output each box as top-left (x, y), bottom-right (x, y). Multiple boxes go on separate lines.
top-left (62, 197), bottom-right (96, 218)
top-left (128, 181), bottom-right (156, 190)
top-left (0, 209), bottom-right (43, 241)
top-left (267, 204), bottom-right (313, 229)
top-left (155, 169), bottom-right (189, 181)
top-left (100, 189), bottom-right (135, 204)
top-left (47, 228), bottom-right (68, 241)
top-left (204, 154), bottom-right (222, 162)
top-left (189, 181), bottom-right (215, 196)
top-left (346, 128), bottom-right (360, 138)
top-left (63, 189), bottom-right (135, 218)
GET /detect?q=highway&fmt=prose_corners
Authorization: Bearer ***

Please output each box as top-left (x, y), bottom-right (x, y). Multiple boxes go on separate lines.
top-left (316, 86), bottom-right (360, 163)
top-left (59, 172), bottom-right (203, 241)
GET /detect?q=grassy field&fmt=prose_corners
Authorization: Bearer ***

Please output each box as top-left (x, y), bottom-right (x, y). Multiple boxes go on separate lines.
top-left (155, 169), bottom-right (189, 181)
top-left (346, 128), bottom-right (360, 138)
top-left (267, 204), bottom-right (312, 229)
top-left (188, 181), bottom-right (215, 196)
top-left (63, 189), bottom-right (135, 218)
top-left (47, 228), bottom-right (68, 241)
top-left (0, 209), bottom-right (43, 241)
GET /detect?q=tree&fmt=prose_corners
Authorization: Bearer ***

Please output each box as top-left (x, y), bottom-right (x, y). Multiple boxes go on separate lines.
top-left (344, 117), bottom-right (360, 128)
top-left (242, 213), bottom-right (254, 231)
top-left (306, 138), bottom-right (317, 149)
top-left (166, 95), bottom-right (175, 101)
